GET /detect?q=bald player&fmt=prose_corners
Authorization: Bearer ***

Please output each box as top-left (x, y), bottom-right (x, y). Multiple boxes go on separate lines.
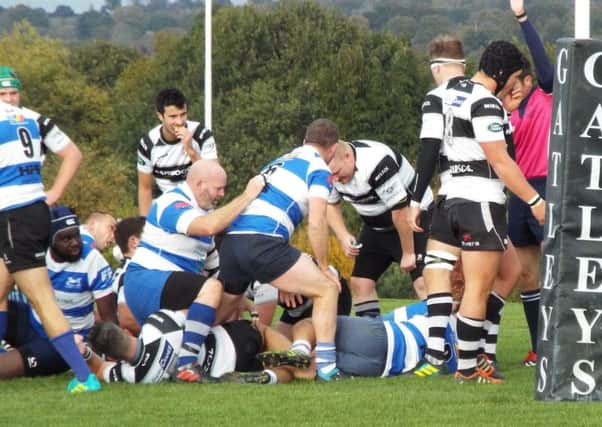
top-left (123, 159), bottom-right (266, 381)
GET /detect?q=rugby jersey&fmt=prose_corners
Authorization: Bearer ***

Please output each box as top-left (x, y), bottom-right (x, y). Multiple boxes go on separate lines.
top-left (129, 182), bottom-right (215, 273)
top-left (329, 140), bottom-right (433, 231)
top-left (381, 301), bottom-right (457, 376)
top-left (417, 77), bottom-right (466, 198)
top-left (441, 79), bottom-right (506, 204)
top-left (0, 101), bottom-right (71, 211)
top-left (30, 243), bottom-right (113, 338)
top-left (137, 121), bottom-right (217, 194)
top-left (226, 144), bottom-right (332, 241)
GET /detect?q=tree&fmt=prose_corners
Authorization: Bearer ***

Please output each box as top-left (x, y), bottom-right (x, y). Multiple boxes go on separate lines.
top-left (53, 5), bottom-right (75, 17)
top-left (76, 10), bottom-right (115, 40)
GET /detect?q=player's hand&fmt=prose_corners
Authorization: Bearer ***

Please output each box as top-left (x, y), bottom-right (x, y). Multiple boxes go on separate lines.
top-left (244, 174), bottom-right (267, 199)
top-left (502, 83), bottom-right (523, 112)
top-left (510, 0), bottom-right (525, 16)
top-left (400, 253), bottom-right (416, 272)
top-left (408, 205), bottom-right (423, 233)
top-left (340, 235), bottom-right (361, 257)
top-left (279, 291), bottom-right (304, 308)
top-left (44, 189), bottom-right (60, 206)
top-left (531, 199), bottom-right (546, 225)
top-left (174, 125), bottom-right (192, 147)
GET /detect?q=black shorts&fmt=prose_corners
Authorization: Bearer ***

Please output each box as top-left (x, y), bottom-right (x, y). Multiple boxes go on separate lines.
top-left (508, 177), bottom-right (546, 247)
top-left (6, 301), bottom-right (69, 377)
top-left (352, 208), bottom-right (431, 282)
top-left (0, 201), bottom-right (50, 273)
top-left (218, 234), bottom-right (301, 295)
top-left (159, 271), bottom-right (207, 311)
top-left (432, 198), bottom-right (508, 251)
top-left (222, 320), bottom-right (263, 372)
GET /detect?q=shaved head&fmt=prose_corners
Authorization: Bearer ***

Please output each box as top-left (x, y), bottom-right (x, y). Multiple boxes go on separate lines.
top-left (187, 159), bottom-right (227, 209)
top-left (187, 159), bottom-right (226, 186)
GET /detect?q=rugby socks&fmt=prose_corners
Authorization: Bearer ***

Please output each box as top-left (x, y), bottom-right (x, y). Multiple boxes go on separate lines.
top-left (481, 292), bottom-right (506, 360)
top-left (177, 302), bottom-right (215, 369)
top-left (0, 310), bottom-right (6, 341)
top-left (315, 342), bottom-right (337, 376)
top-left (354, 300), bottom-right (381, 318)
top-left (50, 330), bottom-right (92, 382)
top-left (456, 314), bottom-right (484, 376)
top-left (291, 339), bottom-right (312, 356)
top-left (424, 292), bottom-right (453, 365)
top-left (521, 289), bottom-right (540, 352)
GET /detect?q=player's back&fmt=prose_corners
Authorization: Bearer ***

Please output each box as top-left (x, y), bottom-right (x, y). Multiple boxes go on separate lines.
top-left (226, 145), bottom-right (331, 241)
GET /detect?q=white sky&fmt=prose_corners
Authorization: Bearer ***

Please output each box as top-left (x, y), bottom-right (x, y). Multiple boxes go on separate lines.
top-left (2, 1), bottom-right (246, 13)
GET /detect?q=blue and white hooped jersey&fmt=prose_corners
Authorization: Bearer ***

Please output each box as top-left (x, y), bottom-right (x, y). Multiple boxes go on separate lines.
top-left (79, 226), bottom-right (96, 249)
top-left (381, 301), bottom-right (457, 376)
top-left (129, 182), bottom-right (215, 273)
top-left (226, 145), bottom-right (332, 241)
top-left (0, 101), bottom-right (71, 211)
top-left (30, 243), bottom-right (113, 338)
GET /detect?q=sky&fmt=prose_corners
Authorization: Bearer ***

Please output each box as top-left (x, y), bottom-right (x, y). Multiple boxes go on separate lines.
top-left (2, 1), bottom-right (246, 14)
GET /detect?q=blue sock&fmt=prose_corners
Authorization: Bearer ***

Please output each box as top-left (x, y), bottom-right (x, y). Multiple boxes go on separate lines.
top-left (50, 330), bottom-right (91, 382)
top-left (177, 303), bottom-right (215, 368)
top-left (315, 342), bottom-right (337, 375)
top-left (0, 310), bottom-right (7, 341)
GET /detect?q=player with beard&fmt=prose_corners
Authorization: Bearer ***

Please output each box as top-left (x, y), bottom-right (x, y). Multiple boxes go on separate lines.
top-left (0, 205), bottom-right (115, 380)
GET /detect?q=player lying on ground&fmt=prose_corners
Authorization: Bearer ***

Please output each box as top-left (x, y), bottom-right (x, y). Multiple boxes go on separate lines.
top-left (257, 301), bottom-right (460, 379)
top-left (79, 309), bottom-right (309, 384)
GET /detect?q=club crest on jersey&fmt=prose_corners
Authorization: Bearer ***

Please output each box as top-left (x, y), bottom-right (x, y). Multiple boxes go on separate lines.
top-left (8, 112), bottom-right (25, 124)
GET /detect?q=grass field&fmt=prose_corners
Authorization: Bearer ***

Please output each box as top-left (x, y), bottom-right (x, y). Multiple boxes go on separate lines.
top-left (3, 299), bottom-right (601, 426)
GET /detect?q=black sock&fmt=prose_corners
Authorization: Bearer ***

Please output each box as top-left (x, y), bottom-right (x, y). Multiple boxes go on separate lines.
top-left (481, 292), bottom-right (506, 360)
top-left (520, 289), bottom-right (540, 352)
top-left (354, 300), bottom-right (381, 317)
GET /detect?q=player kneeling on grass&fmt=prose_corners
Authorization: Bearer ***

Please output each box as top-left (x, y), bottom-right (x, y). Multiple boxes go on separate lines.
top-left (80, 309), bottom-right (304, 384)
top-left (257, 301), bottom-right (457, 379)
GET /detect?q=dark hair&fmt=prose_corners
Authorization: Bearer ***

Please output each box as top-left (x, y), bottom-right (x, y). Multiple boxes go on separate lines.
top-left (304, 118), bottom-right (339, 148)
top-left (155, 88), bottom-right (187, 114)
top-left (479, 40), bottom-right (527, 94)
top-left (428, 35), bottom-right (465, 60)
top-left (115, 216), bottom-right (146, 253)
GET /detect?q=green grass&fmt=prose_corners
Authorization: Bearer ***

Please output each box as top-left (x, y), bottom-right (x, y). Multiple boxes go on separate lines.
top-left (4, 299), bottom-right (602, 426)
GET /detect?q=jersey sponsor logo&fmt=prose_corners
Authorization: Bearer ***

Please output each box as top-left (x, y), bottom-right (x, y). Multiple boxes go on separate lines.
top-left (449, 95), bottom-right (467, 107)
top-left (449, 164), bottom-right (474, 174)
top-left (374, 166), bottom-right (390, 182)
top-left (174, 201), bottom-right (191, 209)
top-left (18, 164), bottom-right (41, 176)
top-left (154, 168), bottom-right (188, 178)
top-left (483, 103), bottom-right (501, 111)
top-left (140, 351), bottom-right (152, 368)
top-left (158, 341), bottom-right (175, 370)
top-left (487, 122), bottom-right (504, 132)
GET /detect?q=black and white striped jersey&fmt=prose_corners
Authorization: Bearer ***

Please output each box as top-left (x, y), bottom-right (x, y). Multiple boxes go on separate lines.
top-left (137, 121), bottom-right (217, 194)
top-left (328, 140), bottom-right (433, 231)
top-left (441, 79), bottom-right (506, 204)
top-left (417, 77), bottom-right (466, 198)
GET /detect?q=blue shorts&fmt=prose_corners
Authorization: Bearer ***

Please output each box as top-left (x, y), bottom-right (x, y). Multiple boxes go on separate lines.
top-left (335, 316), bottom-right (387, 376)
top-left (5, 301), bottom-right (69, 377)
top-left (508, 177), bottom-right (546, 247)
top-left (124, 265), bottom-right (206, 325)
top-left (124, 264), bottom-right (172, 325)
top-left (218, 234), bottom-right (301, 295)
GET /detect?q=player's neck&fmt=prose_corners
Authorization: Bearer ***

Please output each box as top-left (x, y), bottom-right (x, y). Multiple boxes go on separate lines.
top-left (472, 71), bottom-right (497, 94)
